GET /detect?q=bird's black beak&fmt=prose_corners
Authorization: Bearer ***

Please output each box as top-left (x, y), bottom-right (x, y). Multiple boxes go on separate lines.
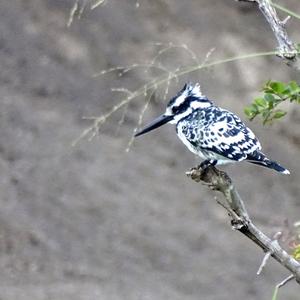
top-left (134, 114), bottom-right (173, 137)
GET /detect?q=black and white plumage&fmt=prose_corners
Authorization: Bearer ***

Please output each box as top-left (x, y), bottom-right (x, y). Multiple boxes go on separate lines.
top-left (135, 83), bottom-right (290, 174)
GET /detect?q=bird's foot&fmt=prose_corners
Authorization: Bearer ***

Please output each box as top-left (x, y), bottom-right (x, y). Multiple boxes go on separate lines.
top-left (186, 160), bottom-right (217, 183)
top-left (186, 167), bottom-right (203, 182)
top-left (231, 218), bottom-right (248, 230)
top-left (197, 159), bottom-right (217, 171)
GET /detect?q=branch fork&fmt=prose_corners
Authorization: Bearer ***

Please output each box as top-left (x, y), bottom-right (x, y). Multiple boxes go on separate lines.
top-left (237, 0), bottom-right (298, 62)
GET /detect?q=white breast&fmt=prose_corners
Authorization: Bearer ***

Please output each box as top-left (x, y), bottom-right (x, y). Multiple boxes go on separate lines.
top-left (176, 124), bottom-right (235, 165)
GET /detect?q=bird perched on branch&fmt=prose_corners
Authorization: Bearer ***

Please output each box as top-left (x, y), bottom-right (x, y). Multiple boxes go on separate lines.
top-left (135, 83), bottom-right (290, 174)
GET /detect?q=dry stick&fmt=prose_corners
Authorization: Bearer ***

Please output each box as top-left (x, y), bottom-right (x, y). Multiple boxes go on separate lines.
top-left (257, 231), bottom-right (282, 275)
top-left (237, 0), bottom-right (298, 62)
top-left (277, 274), bottom-right (295, 288)
top-left (186, 166), bottom-right (300, 284)
top-left (257, 250), bottom-right (272, 275)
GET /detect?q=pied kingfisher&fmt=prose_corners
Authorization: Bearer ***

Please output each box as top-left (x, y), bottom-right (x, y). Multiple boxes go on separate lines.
top-left (135, 83), bottom-right (290, 174)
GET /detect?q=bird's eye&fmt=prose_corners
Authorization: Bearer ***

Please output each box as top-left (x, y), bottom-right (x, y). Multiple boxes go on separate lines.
top-left (172, 106), bottom-right (179, 114)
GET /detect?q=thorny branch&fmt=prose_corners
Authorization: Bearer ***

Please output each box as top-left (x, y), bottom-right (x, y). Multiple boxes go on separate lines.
top-left (237, 0), bottom-right (298, 63)
top-left (186, 165), bottom-right (300, 284)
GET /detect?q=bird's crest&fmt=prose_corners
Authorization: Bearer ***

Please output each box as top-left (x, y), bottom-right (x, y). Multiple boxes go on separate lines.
top-left (169, 83), bottom-right (205, 108)
top-left (185, 82), bottom-right (203, 98)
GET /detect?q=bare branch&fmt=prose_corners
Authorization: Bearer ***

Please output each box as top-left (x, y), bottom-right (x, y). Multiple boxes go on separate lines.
top-left (257, 231), bottom-right (282, 275)
top-left (237, 0), bottom-right (298, 62)
top-left (187, 165), bottom-right (300, 284)
top-left (257, 250), bottom-right (272, 275)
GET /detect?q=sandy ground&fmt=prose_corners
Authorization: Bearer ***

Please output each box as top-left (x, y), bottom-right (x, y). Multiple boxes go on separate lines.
top-left (0, 0), bottom-right (300, 299)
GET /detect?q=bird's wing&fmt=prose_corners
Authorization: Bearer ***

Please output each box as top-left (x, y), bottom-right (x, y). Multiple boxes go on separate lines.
top-left (191, 109), bottom-right (261, 161)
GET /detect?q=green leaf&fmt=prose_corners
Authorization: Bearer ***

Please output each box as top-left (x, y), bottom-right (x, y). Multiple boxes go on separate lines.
top-left (269, 81), bottom-right (286, 94)
top-left (262, 110), bottom-right (270, 118)
top-left (254, 97), bottom-right (267, 107)
top-left (264, 93), bottom-right (280, 109)
top-left (273, 110), bottom-right (287, 119)
top-left (292, 245), bottom-right (300, 260)
top-left (264, 93), bottom-right (276, 103)
top-left (262, 113), bottom-right (272, 125)
top-left (244, 107), bottom-right (253, 117)
top-left (244, 106), bottom-right (258, 119)
top-left (286, 82), bottom-right (300, 102)
top-left (262, 80), bottom-right (273, 93)
top-left (288, 81), bottom-right (299, 92)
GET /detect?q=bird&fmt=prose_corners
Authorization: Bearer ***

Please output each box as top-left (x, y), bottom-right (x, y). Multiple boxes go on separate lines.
top-left (134, 83), bottom-right (290, 174)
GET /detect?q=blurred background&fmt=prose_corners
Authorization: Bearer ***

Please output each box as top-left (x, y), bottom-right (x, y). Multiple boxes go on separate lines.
top-left (0, 0), bottom-right (299, 299)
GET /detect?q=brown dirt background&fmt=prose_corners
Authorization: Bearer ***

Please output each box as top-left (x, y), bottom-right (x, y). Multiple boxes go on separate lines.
top-left (0, 0), bottom-right (300, 299)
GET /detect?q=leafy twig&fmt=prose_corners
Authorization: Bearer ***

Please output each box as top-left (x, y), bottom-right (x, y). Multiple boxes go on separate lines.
top-left (245, 80), bottom-right (300, 124)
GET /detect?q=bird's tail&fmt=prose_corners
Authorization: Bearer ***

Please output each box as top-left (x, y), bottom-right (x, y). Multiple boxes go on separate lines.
top-left (246, 151), bottom-right (290, 175)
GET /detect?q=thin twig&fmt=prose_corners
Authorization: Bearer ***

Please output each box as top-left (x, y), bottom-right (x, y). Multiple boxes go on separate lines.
top-left (257, 250), bottom-right (272, 275)
top-left (74, 50), bottom-right (283, 146)
top-left (277, 274), bottom-right (295, 288)
top-left (257, 231), bottom-right (282, 275)
top-left (272, 274), bottom-right (295, 300)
